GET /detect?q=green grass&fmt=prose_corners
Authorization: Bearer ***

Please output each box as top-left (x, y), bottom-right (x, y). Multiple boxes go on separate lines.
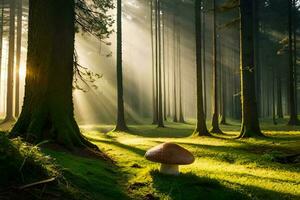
top-left (74, 121), bottom-right (300, 200)
top-left (2, 119), bottom-right (300, 200)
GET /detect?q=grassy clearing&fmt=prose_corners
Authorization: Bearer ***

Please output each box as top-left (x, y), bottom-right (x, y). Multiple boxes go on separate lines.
top-left (76, 121), bottom-right (299, 200)
top-left (1, 119), bottom-right (300, 200)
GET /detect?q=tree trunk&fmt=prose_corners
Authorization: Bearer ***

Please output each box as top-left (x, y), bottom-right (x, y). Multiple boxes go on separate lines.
top-left (15, 0), bottom-right (22, 118)
top-left (220, 41), bottom-right (227, 125)
top-left (162, 11), bottom-right (167, 121)
top-left (210, 0), bottom-right (222, 134)
top-left (292, 0), bottom-right (298, 117)
top-left (0, 0), bottom-right (4, 105)
top-left (193, 0), bottom-right (210, 137)
top-left (4, 0), bottom-right (16, 122)
top-left (253, 0), bottom-right (261, 117)
top-left (272, 65), bottom-right (277, 125)
top-left (202, 1), bottom-right (207, 118)
top-left (277, 67), bottom-right (283, 118)
top-left (10, 0), bottom-right (97, 150)
top-left (114, 0), bottom-right (128, 131)
top-left (239, 0), bottom-right (263, 138)
top-left (151, 1), bottom-right (158, 125)
top-left (177, 18), bottom-right (185, 123)
top-left (173, 13), bottom-right (178, 122)
top-left (156, 0), bottom-right (164, 128)
top-left (287, 0), bottom-right (300, 125)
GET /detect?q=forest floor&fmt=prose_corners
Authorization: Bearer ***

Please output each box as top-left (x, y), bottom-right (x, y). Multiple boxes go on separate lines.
top-left (43, 119), bottom-right (300, 200)
top-left (1, 119), bottom-right (300, 200)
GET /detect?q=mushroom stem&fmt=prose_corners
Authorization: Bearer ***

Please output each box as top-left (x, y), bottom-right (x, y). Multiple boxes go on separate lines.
top-left (160, 164), bottom-right (179, 175)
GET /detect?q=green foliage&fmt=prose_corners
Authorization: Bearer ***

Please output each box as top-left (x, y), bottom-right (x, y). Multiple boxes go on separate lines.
top-left (75, 0), bottom-right (114, 40)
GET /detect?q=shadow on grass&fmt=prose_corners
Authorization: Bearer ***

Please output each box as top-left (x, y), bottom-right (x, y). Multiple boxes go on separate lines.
top-left (44, 149), bottom-right (131, 200)
top-left (88, 137), bottom-right (146, 156)
top-left (150, 170), bottom-right (300, 200)
top-left (125, 126), bottom-right (193, 138)
top-left (150, 170), bottom-right (250, 200)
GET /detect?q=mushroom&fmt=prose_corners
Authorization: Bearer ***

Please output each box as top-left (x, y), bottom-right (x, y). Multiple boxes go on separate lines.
top-left (145, 142), bottom-right (195, 175)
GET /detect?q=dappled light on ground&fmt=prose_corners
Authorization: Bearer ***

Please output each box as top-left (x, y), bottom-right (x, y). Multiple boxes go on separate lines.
top-left (77, 122), bottom-right (300, 200)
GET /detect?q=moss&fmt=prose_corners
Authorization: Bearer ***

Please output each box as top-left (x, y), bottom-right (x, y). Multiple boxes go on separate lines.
top-left (79, 122), bottom-right (300, 200)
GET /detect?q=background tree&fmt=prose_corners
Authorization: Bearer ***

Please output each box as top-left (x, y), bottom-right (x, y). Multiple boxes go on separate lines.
top-left (239, 0), bottom-right (263, 138)
top-left (210, 0), bottom-right (223, 134)
top-left (193, 0), bottom-right (210, 137)
top-left (15, 0), bottom-right (22, 118)
top-left (3, 0), bottom-right (16, 123)
top-left (287, 0), bottom-right (300, 125)
top-left (114, 0), bottom-right (128, 131)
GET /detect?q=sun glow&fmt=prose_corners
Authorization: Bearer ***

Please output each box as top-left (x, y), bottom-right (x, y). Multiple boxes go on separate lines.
top-left (19, 65), bottom-right (26, 80)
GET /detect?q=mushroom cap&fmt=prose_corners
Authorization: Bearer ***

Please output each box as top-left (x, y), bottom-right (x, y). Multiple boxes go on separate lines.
top-left (145, 142), bottom-right (195, 165)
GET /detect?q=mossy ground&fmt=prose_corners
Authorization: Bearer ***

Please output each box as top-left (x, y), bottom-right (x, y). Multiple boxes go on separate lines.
top-left (1, 118), bottom-right (300, 200)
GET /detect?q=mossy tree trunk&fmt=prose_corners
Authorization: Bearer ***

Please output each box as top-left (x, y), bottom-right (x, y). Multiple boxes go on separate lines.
top-left (114, 0), bottom-right (128, 131)
top-left (239, 0), bottom-right (264, 138)
top-left (193, 0), bottom-right (210, 137)
top-left (10, 0), bottom-right (97, 150)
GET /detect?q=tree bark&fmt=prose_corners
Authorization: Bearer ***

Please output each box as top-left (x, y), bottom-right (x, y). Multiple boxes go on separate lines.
top-left (277, 67), bottom-right (283, 118)
top-left (287, 0), bottom-right (300, 125)
top-left (156, 0), bottom-right (164, 128)
top-left (173, 13), bottom-right (178, 122)
top-left (0, 0), bottom-right (4, 104)
top-left (114, 0), bottom-right (128, 131)
top-left (4, 0), bottom-right (16, 122)
top-left (177, 17), bottom-right (185, 123)
top-left (210, 0), bottom-right (222, 134)
top-left (10, 0), bottom-right (98, 150)
top-left (193, 0), bottom-right (210, 137)
top-left (239, 0), bottom-right (264, 138)
top-left (15, 0), bottom-right (22, 118)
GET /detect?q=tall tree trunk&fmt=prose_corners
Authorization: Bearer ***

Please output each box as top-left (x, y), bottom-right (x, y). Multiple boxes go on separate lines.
top-left (272, 65), bottom-right (277, 125)
top-left (193, 0), bottom-right (210, 137)
top-left (150, 0), bottom-right (158, 124)
top-left (173, 13), bottom-right (178, 122)
top-left (287, 0), bottom-right (300, 125)
top-left (178, 18), bottom-right (185, 123)
top-left (253, 0), bottom-right (261, 117)
top-left (210, 0), bottom-right (222, 134)
top-left (166, 14), bottom-right (171, 118)
top-left (277, 69), bottom-right (284, 118)
top-left (114, 0), bottom-right (128, 131)
top-left (0, 0), bottom-right (4, 107)
top-left (157, 0), bottom-right (164, 127)
top-left (4, 0), bottom-right (16, 122)
top-left (162, 11), bottom-right (167, 121)
top-left (292, 0), bottom-right (298, 116)
top-left (202, 1), bottom-right (207, 118)
top-left (11, 0), bottom-right (97, 150)
top-left (220, 41), bottom-right (227, 125)
top-left (15, 0), bottom-right (22, 118)
top-left (239, 0), bottom-right (263, 138)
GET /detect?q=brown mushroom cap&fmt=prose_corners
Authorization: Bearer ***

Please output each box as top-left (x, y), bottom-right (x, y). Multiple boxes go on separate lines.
top-left (145, 142), bottom-right (195, 165)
